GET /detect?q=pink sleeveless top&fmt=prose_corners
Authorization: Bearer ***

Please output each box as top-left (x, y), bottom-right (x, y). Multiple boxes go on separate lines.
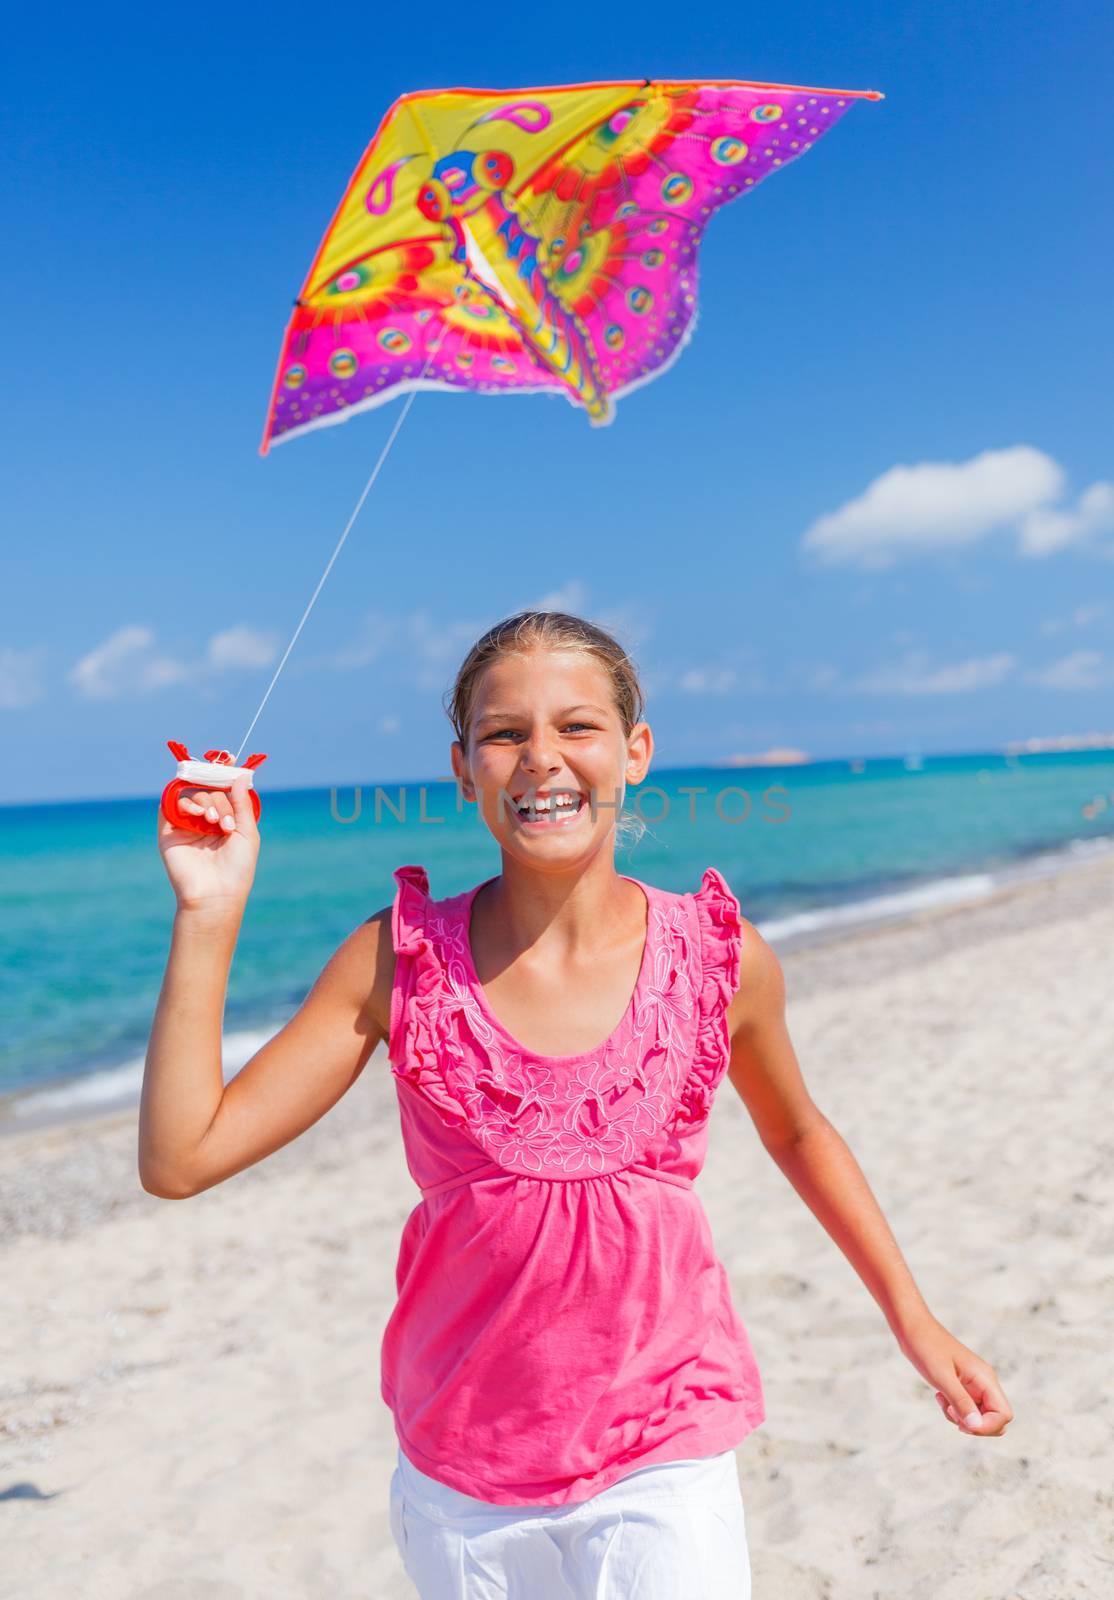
top-left (380, 863), bottom-right (766, 1506)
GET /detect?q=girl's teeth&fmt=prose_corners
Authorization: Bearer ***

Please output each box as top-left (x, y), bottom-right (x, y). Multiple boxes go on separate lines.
top-left (517, 796), bottom-right (582, 821)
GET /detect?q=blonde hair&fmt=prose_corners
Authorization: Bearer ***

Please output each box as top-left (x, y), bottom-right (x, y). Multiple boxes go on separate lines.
top-left (444, 610), bottom-right (648, 849)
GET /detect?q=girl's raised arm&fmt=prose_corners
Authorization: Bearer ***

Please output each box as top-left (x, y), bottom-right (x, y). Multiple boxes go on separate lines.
top-left (139, 773), bottom-right (394, 1198)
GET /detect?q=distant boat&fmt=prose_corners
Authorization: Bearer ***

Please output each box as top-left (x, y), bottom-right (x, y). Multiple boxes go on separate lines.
top-left (723, 747), bottom-right (811, 768)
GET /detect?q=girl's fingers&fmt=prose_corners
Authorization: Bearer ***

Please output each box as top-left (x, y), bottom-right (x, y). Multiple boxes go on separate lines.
top-left (935, 1390), bottom-right (975, 1430)
top-left (961, 1370), bottom-right (1013, 1433)
top-left (935, 1386), bottom-right (1012, 1436)
top-left (957, 1365), bottom-right (1013, 1432)
top-left (177, 789), bottom-right (235, 826)
top-left (227, 775), bottom-right (258, 836)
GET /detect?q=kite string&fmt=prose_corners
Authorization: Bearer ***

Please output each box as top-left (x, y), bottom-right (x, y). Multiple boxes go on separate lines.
top-left (232, 321), bottom-right (448, 765)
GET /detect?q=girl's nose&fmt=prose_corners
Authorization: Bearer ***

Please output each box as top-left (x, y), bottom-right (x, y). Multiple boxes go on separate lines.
top-left (519, 739), bottom-right (561, 772)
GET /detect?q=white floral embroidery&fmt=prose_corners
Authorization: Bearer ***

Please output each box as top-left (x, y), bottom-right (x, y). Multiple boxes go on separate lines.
top-left (389, 866), bottom-right (741, 1182)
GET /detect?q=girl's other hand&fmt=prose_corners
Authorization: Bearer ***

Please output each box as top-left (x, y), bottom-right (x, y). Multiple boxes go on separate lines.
top-left (157, 774), bottom-right (261, 916)
top-left (898, 1313), bottom-right (1014, 1437)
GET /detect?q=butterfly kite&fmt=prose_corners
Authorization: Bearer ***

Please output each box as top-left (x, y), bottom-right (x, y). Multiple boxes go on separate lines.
top-left (165, 75), bottom-right (883, 833)
top-left (260, 75), bottom-right (883, 450)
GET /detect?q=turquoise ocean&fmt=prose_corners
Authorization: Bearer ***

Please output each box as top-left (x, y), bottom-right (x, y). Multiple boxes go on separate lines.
top-left (3, 750), bottom-right (1112, 1130)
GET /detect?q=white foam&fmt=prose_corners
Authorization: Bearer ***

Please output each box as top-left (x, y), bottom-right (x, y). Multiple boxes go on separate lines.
top-left (757, 872), bottom-right (996, 944)
top-left (2, 1022), bottom-right (290, 1125)
top-left (757, 834), bottom-right (1114, 947)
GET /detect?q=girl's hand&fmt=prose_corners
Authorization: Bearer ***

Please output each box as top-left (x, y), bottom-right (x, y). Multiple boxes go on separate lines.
top-left (898, 1314), bottom-right (1014, 1437)
top-left (157, 774), bottom-right (261, 915)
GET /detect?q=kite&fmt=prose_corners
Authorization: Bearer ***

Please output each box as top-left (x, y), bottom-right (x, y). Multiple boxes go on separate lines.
top-left (260, 77), bottom-right (884, 451)
top-left (163, 76), bottom-right (883, 834)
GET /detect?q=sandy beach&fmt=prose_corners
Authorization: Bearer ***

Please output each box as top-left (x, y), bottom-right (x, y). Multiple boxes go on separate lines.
top-left (3, 849), bottom-right (1113, 1599)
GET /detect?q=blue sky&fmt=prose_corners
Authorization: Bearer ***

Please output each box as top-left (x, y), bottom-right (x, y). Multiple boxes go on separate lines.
top-left (2, 1), bottom-right (1109, 804)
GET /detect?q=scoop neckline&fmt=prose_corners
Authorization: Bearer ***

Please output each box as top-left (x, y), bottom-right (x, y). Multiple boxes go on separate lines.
top-left (458, 873), bottom-right (656, 1065)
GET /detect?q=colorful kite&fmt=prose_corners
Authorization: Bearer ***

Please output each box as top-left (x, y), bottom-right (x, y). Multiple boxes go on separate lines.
top-left (261, 77), bottom-right (883, 452)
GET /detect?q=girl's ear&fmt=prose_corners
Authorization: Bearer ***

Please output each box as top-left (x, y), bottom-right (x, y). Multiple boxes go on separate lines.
top-left (450, 739), bottom-right (477, 801)
top-left (626, 720), bottom-right (653, 784)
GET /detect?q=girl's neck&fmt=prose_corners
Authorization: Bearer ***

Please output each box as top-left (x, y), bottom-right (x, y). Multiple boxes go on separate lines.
top-left (475, 858), bottom-right (643, 965)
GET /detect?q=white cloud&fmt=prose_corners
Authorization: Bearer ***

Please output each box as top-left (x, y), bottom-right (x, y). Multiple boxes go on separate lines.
top-left (407, 607), bottom-right (489, 690)
top-left (378, 713), bottom-right (401, 734)
top-left (672, 656), bottom-right (769, 695)
top-left (313, 610), bottom-right (397, 671)
top-left (322, 593), bottom-right (655, 697)
top-left (206, 625), bottom-right (279, 671)
top-left (408, 607), bottom-right (485, 667)
top-left (0, 645), bottom-right (47, 710)
top-left (315, 607), bottom-right (479, 681)
top-left (801, 446), bottom-right (1114, 569)
top-left (69, 622), bottom-right (279, 701)
top-left (531, 580), bottom-right (589, 614)
top-left (1019, 482), bottom-right (1114, 557)
top-left (427, 596), bottom-right (655, 694)
top-left (1027, 650), bottom-right (1114, 690)
top-left (68, 625), bottom-right (188, 701)
top-left (1039, 602), bottom-right (1107, 636)
top-left (852, 650), bottom-right (1016, 695)
top-left (804, 663), bottom-right (842, 691)
top-left (589, 600), bottom-right (655, 654)
top-left (522, 583), bottom-right (654, 656)
top-left (678, 666), bottom-right (739, 694)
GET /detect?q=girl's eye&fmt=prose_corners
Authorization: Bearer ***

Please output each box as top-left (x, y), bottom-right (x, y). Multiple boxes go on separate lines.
top-left (483, 723), bottom-right (595, 740)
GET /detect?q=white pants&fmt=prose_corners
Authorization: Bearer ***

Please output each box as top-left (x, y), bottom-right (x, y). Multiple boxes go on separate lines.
top-left (389, 1445), bottom-right (752, 1598)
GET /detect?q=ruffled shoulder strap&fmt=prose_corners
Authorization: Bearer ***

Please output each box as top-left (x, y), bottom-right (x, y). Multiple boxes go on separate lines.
top-left (694, 865), bottom-right (743, 1003)
top-left (674, 866), bottom-right (744, 1126)
top-left (391, 862), bottom-right (431, 957)
top-left (387, 864), bottom-right (470, 1129)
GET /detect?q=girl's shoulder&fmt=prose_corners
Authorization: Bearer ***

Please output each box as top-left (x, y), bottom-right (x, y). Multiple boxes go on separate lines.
top-left (350, 902), bottom-right (397, 1046)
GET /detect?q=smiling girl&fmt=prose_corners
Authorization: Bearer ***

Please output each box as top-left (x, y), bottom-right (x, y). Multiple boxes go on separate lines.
top-left (142, 608), bottom-right (1012, 1598)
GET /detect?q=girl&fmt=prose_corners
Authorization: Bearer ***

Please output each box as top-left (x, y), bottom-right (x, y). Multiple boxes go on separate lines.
top-left (142, 609), bottom-right (1013, 1599)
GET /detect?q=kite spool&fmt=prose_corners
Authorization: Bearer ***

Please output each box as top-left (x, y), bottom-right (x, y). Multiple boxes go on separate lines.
top-left (161, 741), bottom-right (267, 836)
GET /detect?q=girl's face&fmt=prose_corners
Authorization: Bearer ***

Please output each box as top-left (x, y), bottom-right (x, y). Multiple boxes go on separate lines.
top-left (451, 648), bottom-right (652, 860)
